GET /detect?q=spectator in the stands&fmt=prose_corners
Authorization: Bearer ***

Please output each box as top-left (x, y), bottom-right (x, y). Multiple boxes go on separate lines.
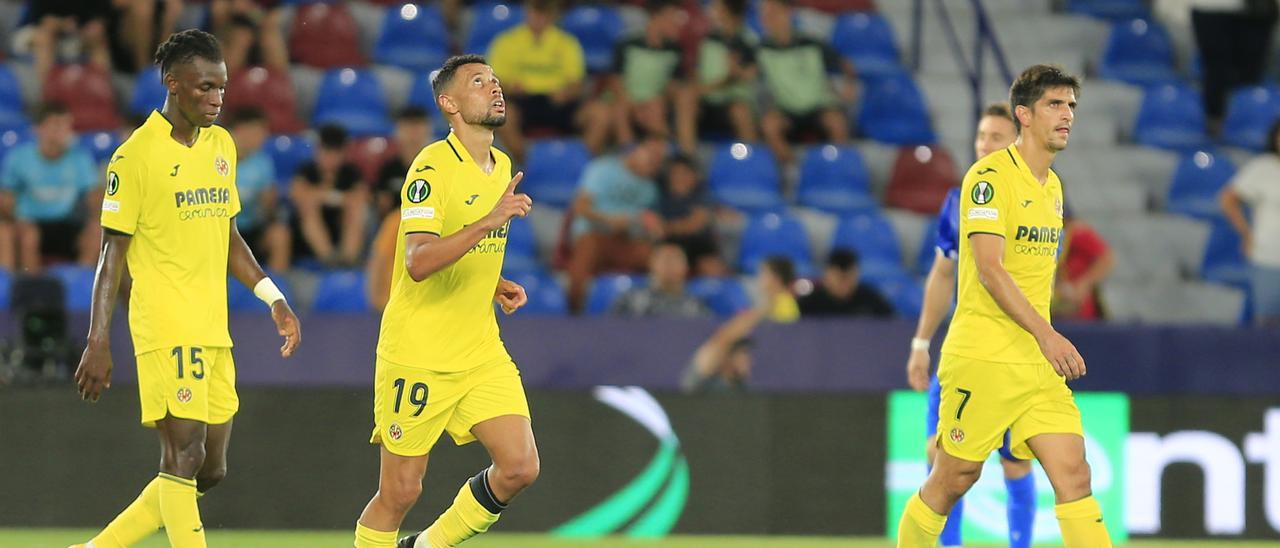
top-left (611, 240), bottom-right (711, 318)
top-left (798, 249), bottom-right (894, 318)
top-left (682, 330), bottom-right (753, 393)
top-left (228, 107), bottom-right (289, 272)
top-left (373, 107), bottom-right (432, 218)
top-left (758, 255), bottom-right (800, 323)
top-left (608, 0), bottom-right (688, 147)
top-left (487, 0), bottom-right (609, 161)
top-left (1220, 120), bottom-right (1280, 326)
top-left (674, 0), bottom-right (758, 155)
top-left (109, 0), bottom-right (186, 75)
top-left (567, 135), bottom-right (669, 313)
top-left (756, 0), bottom-right (856, 165)
top-left (22, 0), bottom-right (112, 89)
top-left (651, 154), bottom-right (726, 276)
top-left (290, 124), bottom-right (369, 267)
top-left (1055, 209), bottom-right (1114, 321)
top-left (209, 0), bottom-right (289, 74)
top-left (0, 103), bottom-right (100, 273)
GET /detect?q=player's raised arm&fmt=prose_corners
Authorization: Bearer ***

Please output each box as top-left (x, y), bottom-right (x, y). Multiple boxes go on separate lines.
top-left (228, 222), bottom-right (300, 357)
top-left (404, 171), bottom-right (530, 281)
top-left (74, 230), bottom-right (132, 401)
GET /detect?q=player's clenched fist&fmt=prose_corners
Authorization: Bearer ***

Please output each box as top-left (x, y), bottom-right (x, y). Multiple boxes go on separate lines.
top-left (1036, 329), bottom-right (1086, 380)
top-left (482, 171), bottom-right (532, 230)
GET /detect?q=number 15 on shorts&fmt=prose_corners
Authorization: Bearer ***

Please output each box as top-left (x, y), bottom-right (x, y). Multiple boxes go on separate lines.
top-left (393, 378), bottom-right (428, 416)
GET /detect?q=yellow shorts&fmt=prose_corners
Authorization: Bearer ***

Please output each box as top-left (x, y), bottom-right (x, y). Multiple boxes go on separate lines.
top-left (370, 358), bottom-right (530, 457)
top-left (136, 346), bottom-right (238, 428)
top-left (936, 353), bottom-right (1083, 462)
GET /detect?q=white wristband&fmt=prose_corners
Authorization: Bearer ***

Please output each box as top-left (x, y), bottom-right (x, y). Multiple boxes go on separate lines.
top-left (910, 337), bottom-right (930, 352)
top-left (253, 277), bottom-right (286, 306)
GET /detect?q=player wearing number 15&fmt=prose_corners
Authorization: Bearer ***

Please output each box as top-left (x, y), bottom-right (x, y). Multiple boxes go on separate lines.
top-left (896, 65), bottom-right (1111, 548)
top-left (353, 54), bottom-right (538, 548)
top-left (69, 30), bottom-right (301, 548)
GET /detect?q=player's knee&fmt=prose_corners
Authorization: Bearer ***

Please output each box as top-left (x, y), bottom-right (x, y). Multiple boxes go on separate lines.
top-left (497, 455), bottom-right (540, 491)
top-left (381, 477), bottom-right (423, 513)
top-left (168, 442), bottom-right (207, 477)
top-left (196, 465), bottom-right (227, 492)
top-left (943, 465), bottom-right (981, 497)
top-left (1060, 459), bottom-right (1092, 494)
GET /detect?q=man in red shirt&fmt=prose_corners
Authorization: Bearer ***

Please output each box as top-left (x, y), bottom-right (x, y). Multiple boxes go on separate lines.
top-left (1056, 211), bottom-right (1114, 320)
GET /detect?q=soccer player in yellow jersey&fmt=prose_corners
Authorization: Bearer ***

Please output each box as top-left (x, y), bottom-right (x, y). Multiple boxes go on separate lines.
top-left (69, 30), bottom-right (301, 548)
top-left (353, 54), bottom-right (538, 548)
top-left (897, 65), bottom-right (1112, 548)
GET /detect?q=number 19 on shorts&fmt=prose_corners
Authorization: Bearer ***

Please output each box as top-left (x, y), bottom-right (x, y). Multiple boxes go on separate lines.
top-left (392, 378), bottom-right (428, 416)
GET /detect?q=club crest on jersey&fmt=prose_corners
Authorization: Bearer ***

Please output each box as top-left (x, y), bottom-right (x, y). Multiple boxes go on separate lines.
top-left (949, 427), bottom-right (965, 444)
top-left (107, 171), bottom-right (120, 196)
top-left (176, 387), bottom-right (193, 404)
top-left (388, 423), bottom-right (404, 441)
top-left (971, 181), bottom-right (994, 205)
top-left (407, 179), bottom-right (431, 204)
top-left (214, 156), bottom-right (229, 177)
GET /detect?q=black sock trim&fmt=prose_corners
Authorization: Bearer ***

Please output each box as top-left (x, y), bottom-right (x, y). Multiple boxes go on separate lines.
top-left (468, 468), bottom-right (507, 514)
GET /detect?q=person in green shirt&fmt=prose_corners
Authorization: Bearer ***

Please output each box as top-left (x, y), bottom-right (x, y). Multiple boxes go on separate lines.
top-left (608, 0), bottom-right (688, 146)
top-left (674, 0), bottom-right (759, 155)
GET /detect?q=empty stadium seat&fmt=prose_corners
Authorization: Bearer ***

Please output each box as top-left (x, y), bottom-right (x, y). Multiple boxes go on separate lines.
top-left (1221, 85), bottom-right (1280, 151)
top-left (857, 73), bottom-right (936, 145)
top-left (345, 136), bottom-right (396, 185)
top-left (267, 134), bottom-right (314, 186)
top-left (47, 264), bottom-right (94, 312)
top-left (796, 144), bottom-right (875, 215)
top-left (1167, 150), bottom-right (1235, 219)
top-left (1200, 218), bottom-right (1250, 288)
top-left (586, 273), bottom-right (646, 315)
top-left (501, 268), bottom-right (567, 315)
top-left (560, 5), bottom-right (624, 73)
top-left (313, 68), bottom-right (392, 137)
top-left (707, 143), bottom-right (783, 213)
top-left (289, 2), bottom-right (366, 69)
top-left (42, 64), bottom-right (122, 131)
top-left (1101, 280), bottom-right (1244, 325)
top-left (312, 270), bottom-right (371, 312)
top-left (737, 212), bottom-right (813, 275)
top-left (466, 2), bottom-right (524, 55)
top-left (1066, 0), bottom-right (1148, 19)
top-left (504, 216), bottom-right (539, 273)
top-left (861, 270), bottom-right (922, 318)
top-left (129, 67), bottom-right (166, 117)
top-left (523, 138), bottom-right (591, 208)
top-left (0, 63), bottom-right (25, 130)
top-left (830, 212), bottom-right (903, 274)
top-left (224, 66), bottom-right (307, 134)
top-left (1133, 83), bottom-right (1207, 151)
top-left (831, 12), bottom-right (901, 79)
top-left (0, 268), bottom-right (10, 311)
top-left (884, 145), bottom-right (958, 214)
top-left (1098, 18), bottom-right (1178, 86)
top-left (687, 276), bottom-right (752, 317)
top-left (1092, 215), bottom-right (1210, 283)
top-left (79, 131), bottom-right (120, 165)
top-left (375, 3), bottom-right (449, 72)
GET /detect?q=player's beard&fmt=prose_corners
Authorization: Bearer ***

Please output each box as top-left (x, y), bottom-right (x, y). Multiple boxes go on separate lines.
top-left (467, 109), bottom-right (506, 129)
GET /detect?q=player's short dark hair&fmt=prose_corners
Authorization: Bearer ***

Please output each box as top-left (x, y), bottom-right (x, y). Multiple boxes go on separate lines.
top-left (1267, 119), bottom-right (1280, 155)
top-left (667, 152), bottom-right (700, 172)
top-left (154, 29), bottom-right (223, 76)
top-left (1008, 64), bottom-right (1080, 134)
top-left (646, 0), bottom-right (682, 14)
top-left (827, 248), bottom-right (859, 272)
top-left (720, 0), bottom-right (750, 17)
top-left (655, 238), bottom-right (688, 255)
top-left (226, 106), bottom-right (267, 127)
top-left (983, 102), bottom-right (1014, 123)
top-left (762, 256), bottom-right (796, 286)
top-left (396, 106), bottom-right (429, 123)
top-left (527, 0), bottom-right (562, 13)
top-left (34, 102), bottom-right (70, 123)
top-left (432, 54), bottom-right (488, 97)
top-left (318, 124), bottom-right (348, 149)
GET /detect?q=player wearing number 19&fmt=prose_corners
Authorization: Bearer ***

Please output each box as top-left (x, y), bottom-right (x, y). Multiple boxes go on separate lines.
top-left (353, 54), bottom-right (537, 548)
top-left (896, 65), bottom-right (1111, 547)
top-left (70, 30), bottom-right (302, 548)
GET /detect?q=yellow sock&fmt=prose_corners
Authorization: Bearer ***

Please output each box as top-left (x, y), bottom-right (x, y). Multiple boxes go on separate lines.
top-left (354, 521), bottom-right (398, 548)
top-left (424, 470), bottom-right (504, 548)
top-left (1056, 495), bottom-right (1113, 548)
top-left (897, 492), bottom-right (947, 548)
top-left (157, 473), bottom-right (206, 548)
top-left (88, 478), bottom-right (164, 548)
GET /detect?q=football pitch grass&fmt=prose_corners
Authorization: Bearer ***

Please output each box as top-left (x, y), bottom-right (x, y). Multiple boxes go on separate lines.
top-left (1, 530), bottom-right (1273, 548)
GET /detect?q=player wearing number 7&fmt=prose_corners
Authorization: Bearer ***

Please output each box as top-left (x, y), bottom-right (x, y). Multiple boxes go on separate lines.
top-left (897, 65), bottom-right (1112, 547)
top-left (353, 54), bottom-right (537, 548)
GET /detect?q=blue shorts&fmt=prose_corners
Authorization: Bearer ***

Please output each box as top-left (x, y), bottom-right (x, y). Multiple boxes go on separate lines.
top-left (927, 375), bottom-right (1021, 462)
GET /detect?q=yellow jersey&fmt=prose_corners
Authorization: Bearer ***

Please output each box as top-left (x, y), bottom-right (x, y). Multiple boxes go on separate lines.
top-left (487, 24), bottom-right (585, 95)
top-left (942, 145), bottom-right (1064, 364)
top-left (101, 111), bottom-right (241, 354)
top-left (377, 132), bottom-right (513, 372)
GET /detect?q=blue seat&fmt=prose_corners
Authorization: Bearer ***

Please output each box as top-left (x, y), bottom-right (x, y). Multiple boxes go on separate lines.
top-left (312, 270), bottom-right (371, 312)
top-left (129, 67), bottom-right (166, 117)
top-left (560, 5), bottom-right (624, 73)
top-left (831, 12), bottom-right (900, 79)
top-left (466, 2), bottom-right (524, 55)
top-left (830, 212), bottom-right (903, 272)
top-left (857, 73), bottom-right (936, 145)
top-left (227, 271), bottom-right (293, 312)
top-left (501, 268), bottom-right (567, 316)
top-left (796, 144), bottom-right (875, 215)
top-left (915, 215), bottom-right (942, 276)
top-left (861, 269), bottom-right (921, 318)
top-left (1167, 149), bottom-right (1236, 219)
top-left (707, 143), bottom-right (783, 213)
top-left (0, 268), bottom-right (10, 311)
top-left (266, 134), bottom-right (314, 188)
top-left (0, 64), bottom-right (26, 130)
top-left (1133, 83), bottom-right (1207, 151)
top-left (737, 212), bottom-right (812, 275)
top-left (375, 4), bottom-right (450, 72)
top-left (503, 216), bottom-right (539, 273)
top-left (313, 68), bottom-right (391, 137)
top-left (0, 125), bottom-right (31, 166)
top-left (1201, 219), bottom-right (1250, 289)
top-left (1066, 0), bottom-right (1148, 19)
top-left (79, 131), bottom-right (121, 165)
top-left (586, 274), bottom-right (646, 316)
top-left (1221, 85), bottom-right (1280, 151)
top-left (687, 276), bottom-right (751, 317)
top-left (523, 138), bottom-right (591, 208)
top-left (1099, 18), bottom-right (1178, 86)
top-left (47, 264), bottom-right (95, 312)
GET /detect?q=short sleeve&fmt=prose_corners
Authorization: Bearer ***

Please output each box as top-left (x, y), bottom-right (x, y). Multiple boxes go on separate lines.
top-left (400, 166), bottom-right (448, 236)
top-left (578, 161), bottom-right (608, 198)
top-left (959, 166), bottom-right (1010, 239)
top-left (101, 152), bottom-right (144, 235)
top-left (1231, 158), bottom-right (1271, 204)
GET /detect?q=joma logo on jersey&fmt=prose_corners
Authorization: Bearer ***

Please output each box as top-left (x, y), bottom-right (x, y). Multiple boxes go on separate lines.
top-left (174, 187), bottom-right (232, 208)
top-left (1014, 225), bottom-right (1062, 243)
